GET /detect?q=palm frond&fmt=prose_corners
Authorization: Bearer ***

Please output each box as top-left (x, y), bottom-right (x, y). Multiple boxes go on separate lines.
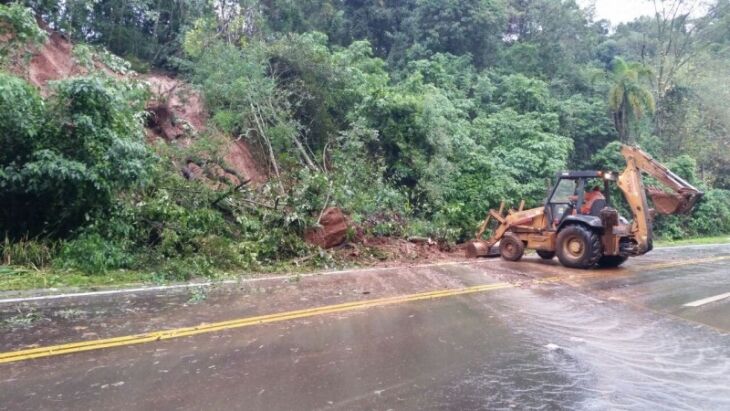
top-left (608, 85), bottom-right (624, 111)
top-left (628, 93), bottom-right (644, 119)
top-left (639, 88), bottom-right (656, 114)
top-left (625, 84), bottom-right (655, 119)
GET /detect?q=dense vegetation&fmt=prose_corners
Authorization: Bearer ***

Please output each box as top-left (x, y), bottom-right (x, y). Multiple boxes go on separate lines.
top-left (1, 1), bottom-right (729, 283)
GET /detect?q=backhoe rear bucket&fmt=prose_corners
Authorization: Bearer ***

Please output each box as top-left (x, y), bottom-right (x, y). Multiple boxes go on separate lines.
top-left (648, 187), bottom-right (702, 215)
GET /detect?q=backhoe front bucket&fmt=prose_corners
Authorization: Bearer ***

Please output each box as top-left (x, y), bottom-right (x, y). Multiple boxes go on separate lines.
top-left (648, 187), bottom-right (703, 215)
top-left (465, 240), bottom-right (499, 258)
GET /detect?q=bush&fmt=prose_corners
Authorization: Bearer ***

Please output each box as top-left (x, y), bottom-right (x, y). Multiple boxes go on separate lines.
top-left (0, 74), bottom-right (152, 239)
top-left (688, 189), bottom-right (730, 236)
top-left (0, 73), bottom-right (44, 165)
top-left (406, 218), bottom-right (460, 244)
top-left (56, 233), bottom-right (132, 275)
top-left (653, 215), bottom-right (687, 240)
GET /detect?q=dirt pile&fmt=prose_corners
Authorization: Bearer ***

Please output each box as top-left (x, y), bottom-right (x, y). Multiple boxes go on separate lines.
top-left (303, 209), bottom-right (465, 262)
top-left (332, 236), bottom-right (464, 265)
top-left (305, 208), bottom-right (350, 249)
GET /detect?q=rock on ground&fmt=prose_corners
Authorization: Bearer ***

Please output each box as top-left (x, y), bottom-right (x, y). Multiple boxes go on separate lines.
top-left (305, 208), bottom-right (350, 249)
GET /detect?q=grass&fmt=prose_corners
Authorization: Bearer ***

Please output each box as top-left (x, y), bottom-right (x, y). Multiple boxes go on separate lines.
top-left (0, 265), bottom-right (159, 292)
top-left (0, 257), bottom-right (346, 293)
top-left (654, 235), bottom-right (730, 247)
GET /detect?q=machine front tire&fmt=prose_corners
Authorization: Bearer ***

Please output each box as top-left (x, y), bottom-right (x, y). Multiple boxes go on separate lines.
top-left (556, 225), bottom-right (602, 269)
top-left (536, 250), bottom-right (555, 260)
top-left (597, 255), bottom-right (628, 268)
top-left (500, 233), bottom-right (525, 262)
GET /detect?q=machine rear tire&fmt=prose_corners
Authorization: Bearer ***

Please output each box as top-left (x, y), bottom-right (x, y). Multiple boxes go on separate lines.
top-left (556, 225), bottom-right (602, 269)
top-left (597, 255), bottom-right (628, 268)
top-left (536, 250), bottom-right (555, 260)
top-left (500, 233), bottom-right (525, 261)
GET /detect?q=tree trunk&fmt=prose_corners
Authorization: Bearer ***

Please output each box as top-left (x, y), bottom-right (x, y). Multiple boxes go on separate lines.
top-left (291, 134), bottom-right (318, 171)
top-left (623, 104), bottom-right (634, 144)
top-left (250, 103), bottom-right (285, 196)
top-left (613, 103), bottom-right (629, 143)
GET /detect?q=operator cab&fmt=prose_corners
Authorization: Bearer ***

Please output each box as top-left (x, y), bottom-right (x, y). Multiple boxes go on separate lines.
top-left (545, 171), bottom-right (617, 230)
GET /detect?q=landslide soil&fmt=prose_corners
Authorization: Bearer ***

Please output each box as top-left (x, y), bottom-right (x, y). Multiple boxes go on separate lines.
top-left (15, 25), bottom-right (265, 186)
top-left (11, 24), bottom-right (465, 268)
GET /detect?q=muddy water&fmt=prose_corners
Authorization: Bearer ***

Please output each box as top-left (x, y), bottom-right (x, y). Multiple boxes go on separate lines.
top-left (460, 286), bottom-right (730, 410)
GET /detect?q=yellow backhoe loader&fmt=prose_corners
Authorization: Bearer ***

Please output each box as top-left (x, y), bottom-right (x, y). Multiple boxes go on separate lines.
top-left (467, 145), bottom-right (703, 268)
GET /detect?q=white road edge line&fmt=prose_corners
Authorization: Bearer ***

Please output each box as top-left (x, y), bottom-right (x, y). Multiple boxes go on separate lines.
top-left (0, 260), bottom-right (495, 305)
top-left (1, 241), bottom-right (726, 305)
top-left (683, 292), bottom-right (730, 307)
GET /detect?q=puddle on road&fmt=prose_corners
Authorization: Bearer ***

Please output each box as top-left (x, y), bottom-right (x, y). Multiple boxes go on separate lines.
top-left (448, 287), bottom-right (730, 410)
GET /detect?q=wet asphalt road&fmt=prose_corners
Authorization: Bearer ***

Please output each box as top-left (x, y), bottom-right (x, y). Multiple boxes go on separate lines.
top-left (1, 244), bottom-right (729, 410)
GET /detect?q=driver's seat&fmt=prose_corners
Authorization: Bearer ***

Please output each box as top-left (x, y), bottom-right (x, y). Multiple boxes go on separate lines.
top-left (587, 199), bottom-right (607, 216)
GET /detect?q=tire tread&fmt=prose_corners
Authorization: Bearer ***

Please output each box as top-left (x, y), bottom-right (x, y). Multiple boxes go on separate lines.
top-left (556, 224), bottom-right (602, 269)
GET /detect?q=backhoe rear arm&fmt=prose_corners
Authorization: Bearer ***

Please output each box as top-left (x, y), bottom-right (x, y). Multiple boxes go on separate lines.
top-left (617, 145), bottom-right (703, 254)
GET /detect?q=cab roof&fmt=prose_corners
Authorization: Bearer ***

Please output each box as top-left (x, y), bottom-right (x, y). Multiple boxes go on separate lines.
top-left (556, 171), bottom-right (615, 179)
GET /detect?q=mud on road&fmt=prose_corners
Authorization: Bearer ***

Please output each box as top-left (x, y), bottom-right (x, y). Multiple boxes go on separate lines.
top-left (1, 244), bottom-right (729, 410)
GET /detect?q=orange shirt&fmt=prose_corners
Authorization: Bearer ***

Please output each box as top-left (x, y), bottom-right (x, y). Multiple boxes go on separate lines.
top-left (581, 190), bottom-right (605, 214)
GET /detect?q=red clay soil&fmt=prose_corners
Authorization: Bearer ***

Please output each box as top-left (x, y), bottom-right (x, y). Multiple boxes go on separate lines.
top-left (332, 236), bottom-right (466, 266)
top-left (26, 31), bottom-right (83, 91)
top-left (146, 104), bottom-right (185, 141)
top-left (305, 208), bottom-right (350, 249)
top-left (141, 75), bottom-right (267, 185)
top-left (143, 73), bottom-right (207, 133)
top-left (305, 207), bottom-right (466, 262)
top-left (224, 139), bottom-right (267, 184)
top-left (181, 162), bottom-right (206, 181)
top-left (142, 75), bottom-right (267, 184)
top-left (15, 22), bottom-right (268, 187)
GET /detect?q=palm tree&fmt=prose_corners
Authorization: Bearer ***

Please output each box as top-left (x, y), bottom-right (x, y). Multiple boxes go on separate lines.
top-left (608, 57), bottom-right (656, 143)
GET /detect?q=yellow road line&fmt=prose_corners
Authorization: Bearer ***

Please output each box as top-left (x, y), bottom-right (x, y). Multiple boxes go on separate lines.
top-left (3, 255), bottom-right (726, 365)
top-left (0, 282), bottom-right (513, 365)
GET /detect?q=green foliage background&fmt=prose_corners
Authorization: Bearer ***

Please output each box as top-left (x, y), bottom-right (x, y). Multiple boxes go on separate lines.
top-left (1, 1), bottom-right (729, 281)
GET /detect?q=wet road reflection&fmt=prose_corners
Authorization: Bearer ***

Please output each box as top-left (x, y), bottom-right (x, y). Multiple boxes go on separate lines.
top-left (1, 244), bottom-right (729, 410)
top-left (474, 286), bottom-right (730, 410)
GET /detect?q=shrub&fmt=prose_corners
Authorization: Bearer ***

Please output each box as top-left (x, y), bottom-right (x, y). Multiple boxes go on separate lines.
top-left (0, 73), bottom-right (44, 165)
top-left (56, 233), bottom-right (132, 274)
top-left (0, 74), bottom-right (152, 239)
top-left (688, 189), bottom-right (730, 236)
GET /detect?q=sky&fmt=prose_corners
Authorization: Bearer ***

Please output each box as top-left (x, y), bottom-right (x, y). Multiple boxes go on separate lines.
top-left (578, 0), bottom-right (656, 24)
